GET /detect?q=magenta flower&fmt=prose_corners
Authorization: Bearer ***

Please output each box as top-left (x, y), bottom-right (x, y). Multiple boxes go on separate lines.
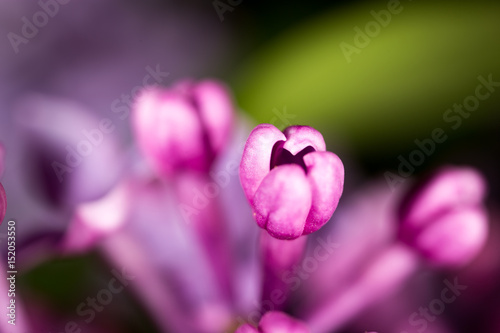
top-left (398, 166), bottom-right (488, 267)
top-left (236, 311), bottom-right (310, 333)
top-left (240, 124), bottom-right (344, 239)
top-left (132, 79), bottom-right (234, 177)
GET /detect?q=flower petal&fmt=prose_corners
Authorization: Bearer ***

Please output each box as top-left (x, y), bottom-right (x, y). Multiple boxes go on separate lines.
top-left (240, 124), bottom-right (286, 202)
top-left (400, 166), bottom-right (486, 229)
top-left (414, 206), bottom-right (488, 267)
top-left (252, 164), bottom-right (311, 240)
top-left (132, 87), bottom-right (206, 174)
top-left (61, 179), bottom-right (130, 253)
top-left (15, 94), bottom-right (124, 205)
top-left (283, 126), bottom-right (326, 155)
top-left (192, 80), bottom-right (234, 155)
top-left (303, 151), bottom-right (344, 235)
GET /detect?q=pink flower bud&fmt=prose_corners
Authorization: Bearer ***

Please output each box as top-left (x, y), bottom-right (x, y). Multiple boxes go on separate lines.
top-left (132, 79), bottom-right (234, 176)
top-left (240, 124), bottom-right (344, 240)
top-left (398, 166), bottom-right (488, 267)
top-left (236, 311), bottom-right (310, 333)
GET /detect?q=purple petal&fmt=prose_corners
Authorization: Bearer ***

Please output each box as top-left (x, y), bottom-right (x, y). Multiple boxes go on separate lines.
top-left (414, 207), bottom-right (488, 267)
top-left (240, 124), bottom-right (286, 202)
top-left (298, 183), bottom-right (399, 314)
top-left (399, 167), bottom-right (488, 267)
top-left (192, 80), bottom-right (234, 156)
top-left (259, 311), bottom-right (310, 333)
top-left (15, 94), bottom-right (124, 205)
top-left (305, 244), bottom-right (418, 333)
top-left (283, 126), bottom-right (326, 155)
top-left (61, 179), bottom-right (130, 253)
top-left (235, 324), bottom-right (259, 333)
top-left (303, 151), bottom-right (345, 235)
top-left (252, 164), bottom-right (311, 240)
top-left (400, 166), bottom-right (486, 229)
top-left (398, 166), bottom-right (489, 267)
top-left (132, 87), bottom-right (206, 175)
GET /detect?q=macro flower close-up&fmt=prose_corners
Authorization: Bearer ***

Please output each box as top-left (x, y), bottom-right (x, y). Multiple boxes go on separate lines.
top-left (0, 1), bottom-right (500, 333)
top-left (240, 124), bottom-right (344, 240)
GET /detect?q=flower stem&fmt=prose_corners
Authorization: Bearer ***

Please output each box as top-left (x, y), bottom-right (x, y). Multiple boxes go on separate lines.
top-left (260, 231), bottom-right (308, 313)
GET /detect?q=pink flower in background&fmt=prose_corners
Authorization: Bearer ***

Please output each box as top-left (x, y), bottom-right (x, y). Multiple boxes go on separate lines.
top-left (398, 166), bottom-right (488, 267)
top-left (132, 79), bottom-right (234, 177)
top-left (240, 124), bottom-right (344, 239)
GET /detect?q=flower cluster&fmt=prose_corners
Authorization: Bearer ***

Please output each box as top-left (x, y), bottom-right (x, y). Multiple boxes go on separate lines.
top-left (0, 78), bottom-right (490, 333)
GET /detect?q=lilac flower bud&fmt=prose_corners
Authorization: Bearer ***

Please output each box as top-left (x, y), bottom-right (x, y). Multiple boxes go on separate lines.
top-left (132, 79), bottom-right (234, 176)
top-left (398, 166), bottom-right (488, 267)
top-left (236, 311), bottom-right (310, 333)
top-left (240, 124), bottom-right (344, 240)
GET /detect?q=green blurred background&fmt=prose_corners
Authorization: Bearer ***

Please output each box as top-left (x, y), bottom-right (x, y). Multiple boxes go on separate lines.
top-left (228, 0), bottom-right (500, 196)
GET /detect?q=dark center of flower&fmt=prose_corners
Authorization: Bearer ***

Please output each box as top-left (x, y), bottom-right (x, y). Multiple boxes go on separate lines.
top-left (270, 140), bottom-right (315, 173)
